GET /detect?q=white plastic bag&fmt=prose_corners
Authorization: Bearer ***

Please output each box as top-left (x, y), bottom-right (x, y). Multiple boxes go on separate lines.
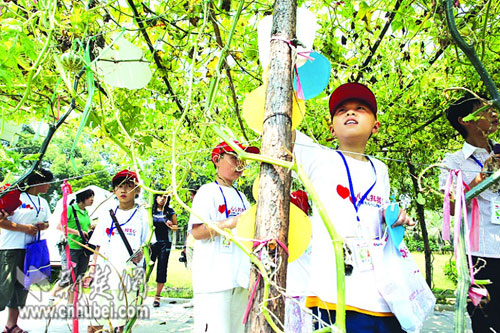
top-left (372, 239), bottom-right (436, 332)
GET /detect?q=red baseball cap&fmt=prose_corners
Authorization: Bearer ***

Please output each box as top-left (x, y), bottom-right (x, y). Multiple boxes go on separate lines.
top-left (211, 141), bottom-right (260, 163)
top-left (290, 190), bottom-right (309, 215)
top-left (329, 82), bottom-right (377, 118)
top-left (112, 169), bottom-right (138, 183)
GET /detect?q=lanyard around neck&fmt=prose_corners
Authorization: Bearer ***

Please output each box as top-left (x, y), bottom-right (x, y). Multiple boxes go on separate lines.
top-left (470, 155), bottom-right (484, 169)
top-left (109, 205), bottom-right (138, 237)
top-left (336, 151), bottom-right (377, 222)
top-left (215, 181), bottom-right (246, 218)
top-left (26, 193), bottom-right (41, 218)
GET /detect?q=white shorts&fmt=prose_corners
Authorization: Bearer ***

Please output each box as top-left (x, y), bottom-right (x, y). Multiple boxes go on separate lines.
top-left (193, 287), bottom-right (248, 333)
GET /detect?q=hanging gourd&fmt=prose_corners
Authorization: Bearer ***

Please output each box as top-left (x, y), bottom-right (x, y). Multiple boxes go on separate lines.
top-left (60, 52), bottom-right (85, 72)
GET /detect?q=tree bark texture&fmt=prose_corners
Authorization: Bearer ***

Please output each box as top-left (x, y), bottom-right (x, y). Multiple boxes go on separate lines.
top-left (246, 0), bottom-right (296, 331)
top-left (407, 161), bottom-right (432, 287)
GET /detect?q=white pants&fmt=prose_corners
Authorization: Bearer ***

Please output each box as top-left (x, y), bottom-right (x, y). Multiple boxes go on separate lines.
top-left (193, 287), bottom-right (248, 333)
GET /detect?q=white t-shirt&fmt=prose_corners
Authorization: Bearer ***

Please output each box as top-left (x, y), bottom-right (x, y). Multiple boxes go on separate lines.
top-left (294, 131), bottom-right (391, 313)
top-left (286, 244), bottom-right (311, 296)
top-left (0, 192), bottom-right (51, 250)
top-left (439, 141), bottom-right (500, 258)
top-left (188, 182), bottom-right (251, 293)
top-left (89, 204), bottom-right (150, 289)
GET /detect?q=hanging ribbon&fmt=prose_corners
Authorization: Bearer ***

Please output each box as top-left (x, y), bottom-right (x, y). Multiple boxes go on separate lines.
top-left (269, 36), bottom-right (313, 101)
top-left (442, 171), bottom-right (453, 241)
top-left (442, 169), bottom-right (487, 306)
top-left (242, 238), bottom-right (289, 324)
top-left (462, 183), bottom-right (480, 252)
top-left (442, 170), bottom-right (480, 254)
top-left (294, 66), bottom-right (305, 100)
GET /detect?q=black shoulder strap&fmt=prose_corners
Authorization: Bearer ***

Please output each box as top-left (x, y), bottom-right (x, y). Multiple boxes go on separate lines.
top-left (72, 206), bottom-right (88, 242)
top-left (109, 209), bottom-right (133, 256)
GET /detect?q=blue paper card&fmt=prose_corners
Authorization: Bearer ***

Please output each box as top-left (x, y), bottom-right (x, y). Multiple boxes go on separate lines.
top-left (385, 203), bottom-right (405, 252)
top-left (293, 52), bottom-right (331, 100)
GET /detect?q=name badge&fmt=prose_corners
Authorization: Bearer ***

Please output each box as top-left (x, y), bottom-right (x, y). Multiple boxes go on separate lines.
top-left (220, 234), bottom-right (233, 253)
top-left (491, 200), bottom-right (500, 225)
top-left (347, 238), bottom-right (374, 272)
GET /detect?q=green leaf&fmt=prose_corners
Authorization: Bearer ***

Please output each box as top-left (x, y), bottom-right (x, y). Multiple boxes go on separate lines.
top-left (416, 193), bottom-right (426, 205)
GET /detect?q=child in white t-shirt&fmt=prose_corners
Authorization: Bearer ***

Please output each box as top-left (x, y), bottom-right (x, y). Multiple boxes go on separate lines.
top-left (88, 170), bottom-right (150, 333)
top-left (189, 141), bottom-right (259, 333)
top-left (0, 169), bottom-right (53, 333)
top-left (293, 83), bottom-right (414, 331)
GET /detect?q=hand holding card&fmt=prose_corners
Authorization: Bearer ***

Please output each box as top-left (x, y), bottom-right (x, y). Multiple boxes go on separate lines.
top-left (385, 203), bottom-right (405, 253)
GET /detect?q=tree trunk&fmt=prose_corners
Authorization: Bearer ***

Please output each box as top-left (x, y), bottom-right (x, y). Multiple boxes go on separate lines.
top-left (407, 161), bottom-right (432, 287)
top-left (246, 0), bottom-right (296, 331)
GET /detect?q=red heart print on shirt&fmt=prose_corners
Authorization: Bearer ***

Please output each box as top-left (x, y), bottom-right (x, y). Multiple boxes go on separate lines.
top-left (218, 204), bottom-right (226, 214)
top-left (336, 185), bottom-right (350, 199)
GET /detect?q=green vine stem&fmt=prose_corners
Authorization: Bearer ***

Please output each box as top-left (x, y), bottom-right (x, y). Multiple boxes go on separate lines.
top-left (203, 0), bottom-right (245, 118)
top-left (445, 0), bottom-right (500, 109)
top-left (170, 0), bottom-right (210, 196)
top-left (480, 0), bottom-right (492, 61)
top-left (106, 86), bottom-right (158, 333)
top-left (454, 224), bottom-right (470, 333)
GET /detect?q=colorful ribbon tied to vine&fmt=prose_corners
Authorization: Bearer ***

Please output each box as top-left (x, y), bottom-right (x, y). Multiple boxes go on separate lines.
top-left (442, 170), bottom-right (487, 306)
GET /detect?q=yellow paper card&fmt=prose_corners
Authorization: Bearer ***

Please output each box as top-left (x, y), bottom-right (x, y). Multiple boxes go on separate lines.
top-left (242, 86), bottom-right (306, 135)
top-left (236, 204), bottom-right (311, 262)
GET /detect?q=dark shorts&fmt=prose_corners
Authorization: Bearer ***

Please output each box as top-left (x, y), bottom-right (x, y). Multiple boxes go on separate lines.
top-left (0, 249), bottom-right (29, 310)
top-left (312, 308), bottom-right (404, 332)
top-left (57, 249), bottom-right (90, 287)
top-left (151, 241), bottom-right (172, 284)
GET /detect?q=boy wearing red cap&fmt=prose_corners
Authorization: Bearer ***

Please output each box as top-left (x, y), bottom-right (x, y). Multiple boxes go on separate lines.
top-left (188, 141), bottom-right (259, 333)
top-left (293, 83), bottom-right (414, 331)
top-left (88, 170), bottom-right (151, 332)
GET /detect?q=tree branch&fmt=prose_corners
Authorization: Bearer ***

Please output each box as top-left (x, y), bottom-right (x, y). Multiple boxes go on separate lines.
top-left (126, 0), bottom-right (193, 128)
top-left (445, 0), bottom-right (500, 108)
top-left (208, 3), bottom-right (249, 141)
top-left (355, 0), bottom-right (403, 82)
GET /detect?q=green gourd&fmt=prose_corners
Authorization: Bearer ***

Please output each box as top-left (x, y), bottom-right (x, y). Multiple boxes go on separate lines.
top-left (60, 52), bottom-right (84, 72)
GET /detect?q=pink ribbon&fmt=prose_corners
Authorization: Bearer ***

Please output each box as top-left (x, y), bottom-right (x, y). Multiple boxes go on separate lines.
top-left (242, 238), bottom-right (289, 324)
top-left (469, 197), bottom-right (480, 252)
top-left (294, 65), bottom-right (305, 100)
top-left (468, 286), bottom-right (488, 306)
top-left (442, 170), bottom-right (487, 305)
top-left (297, 51), bottom-right (315, 62)
top-left (442, 171), bottom-right (453, 242)
top-left (269, 36), bottom-right (313, 101)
